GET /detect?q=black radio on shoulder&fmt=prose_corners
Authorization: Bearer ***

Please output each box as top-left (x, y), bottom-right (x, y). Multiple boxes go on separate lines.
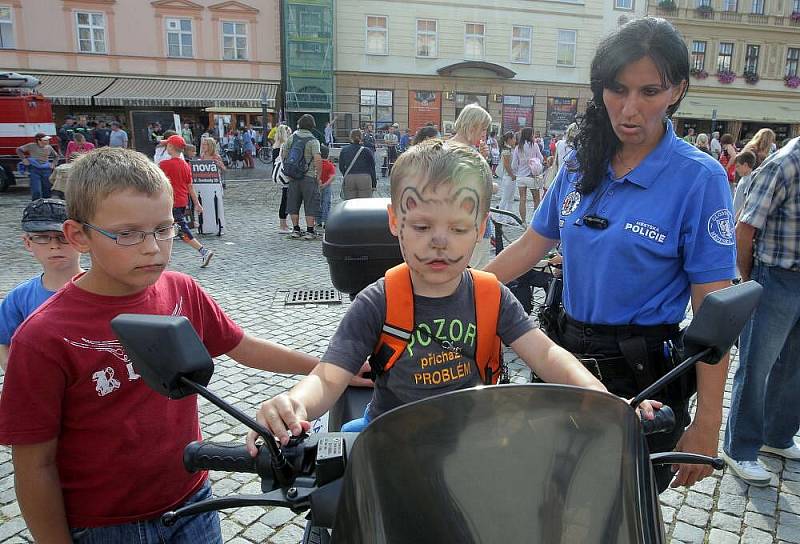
top-left (581, 215), bottom-right (609, 230)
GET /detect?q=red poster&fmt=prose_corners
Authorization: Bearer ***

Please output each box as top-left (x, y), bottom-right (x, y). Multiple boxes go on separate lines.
top-left (408, 91), bottom-right (442, 133)
top-left (502, 96), bottom-right (534, 132)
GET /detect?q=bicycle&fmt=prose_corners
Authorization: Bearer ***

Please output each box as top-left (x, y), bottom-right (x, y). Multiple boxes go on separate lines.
top-left (257, 142), bottom-right (273, 165)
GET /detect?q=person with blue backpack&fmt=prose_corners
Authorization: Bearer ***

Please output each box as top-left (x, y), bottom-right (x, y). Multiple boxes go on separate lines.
top-left (282, 114), bottom-right (323, 240)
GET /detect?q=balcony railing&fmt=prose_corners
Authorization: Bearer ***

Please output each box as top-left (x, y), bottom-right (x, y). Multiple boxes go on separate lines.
top-left (651, 4), bottom-right (797, 27)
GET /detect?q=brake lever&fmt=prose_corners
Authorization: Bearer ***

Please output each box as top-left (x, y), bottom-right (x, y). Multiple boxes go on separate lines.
top-left (161, 489), bottom-right (307, 527)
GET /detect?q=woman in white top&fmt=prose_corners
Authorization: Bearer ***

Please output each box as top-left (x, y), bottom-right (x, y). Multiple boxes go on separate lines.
top-left (512, 126), bottom-right (545, 223)
top-left (494, 131), bottom-right (517, 224)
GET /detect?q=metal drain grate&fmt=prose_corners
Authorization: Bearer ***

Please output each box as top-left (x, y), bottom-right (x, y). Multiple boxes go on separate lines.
top-left (285, 288), bottom-right (342, 305)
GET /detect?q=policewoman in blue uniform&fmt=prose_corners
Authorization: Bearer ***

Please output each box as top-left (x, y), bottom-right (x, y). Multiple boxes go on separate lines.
top-left (486, 18), bottom-right (736, 493)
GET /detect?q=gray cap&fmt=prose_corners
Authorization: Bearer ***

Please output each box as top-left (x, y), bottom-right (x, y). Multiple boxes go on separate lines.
top-left (22, 198), bottom-right (67, 233)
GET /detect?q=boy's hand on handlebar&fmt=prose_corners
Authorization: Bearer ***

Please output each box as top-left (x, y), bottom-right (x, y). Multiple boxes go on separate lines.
top-left (632, 399), bottom-right (662, 421)
top-left (247, 394), bottom-right (310, 454)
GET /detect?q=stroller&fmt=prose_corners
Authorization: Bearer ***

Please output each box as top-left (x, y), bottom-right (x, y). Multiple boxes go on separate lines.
top-left (221, 138), bottom-right (245, 169)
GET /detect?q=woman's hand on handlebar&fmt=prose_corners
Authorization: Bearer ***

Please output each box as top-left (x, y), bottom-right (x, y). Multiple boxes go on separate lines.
top-left (247, 394), bottom-right (310, 454)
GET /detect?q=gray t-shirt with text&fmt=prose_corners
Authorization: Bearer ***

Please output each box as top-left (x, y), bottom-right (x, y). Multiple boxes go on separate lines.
top-left (323, 271), bottom-right (536, 421)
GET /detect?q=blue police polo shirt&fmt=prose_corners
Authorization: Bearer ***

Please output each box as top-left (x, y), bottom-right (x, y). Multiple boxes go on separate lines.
top-left (531, 120), bottom-right (736, 326)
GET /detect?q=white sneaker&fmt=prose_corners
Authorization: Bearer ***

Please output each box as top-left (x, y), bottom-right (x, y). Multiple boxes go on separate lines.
top-left (760, 442), bottom-right (800, 460)
top-left (721, 451), bottom-right (772, 486)
top-left (200, 249), bottom-right (214, 268)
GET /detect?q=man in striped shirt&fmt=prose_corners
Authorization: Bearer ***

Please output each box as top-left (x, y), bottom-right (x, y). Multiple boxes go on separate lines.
top-left (723, 137), bottom-right (800, 486)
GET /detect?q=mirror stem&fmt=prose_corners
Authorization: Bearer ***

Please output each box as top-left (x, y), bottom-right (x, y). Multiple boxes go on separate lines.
top-left (629, 347), bottom-right (713, 408)
top-left (179, 377), bottom-right (295, 488)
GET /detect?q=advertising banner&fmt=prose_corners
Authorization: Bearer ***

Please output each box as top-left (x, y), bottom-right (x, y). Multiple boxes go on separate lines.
top-left (408, 91), bottom-right (442, 133)
top-left (547, 97), bottom-right (578, 133)
top-left (190, 159), bottom-right (224, 236)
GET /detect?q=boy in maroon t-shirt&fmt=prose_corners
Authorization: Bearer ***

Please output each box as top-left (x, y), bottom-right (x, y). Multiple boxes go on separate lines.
top-left (0, 148), bottom-right (335, 543)
top-left (159, 134), bottom-right (214, 267)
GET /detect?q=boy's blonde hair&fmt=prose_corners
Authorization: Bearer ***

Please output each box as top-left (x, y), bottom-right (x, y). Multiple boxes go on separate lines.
top-left (453, 103), bottom-right (491, 139)
top-left (390, 138), bottom-right (493, 215)
top-left (67, 147), bottom-right (173, 223)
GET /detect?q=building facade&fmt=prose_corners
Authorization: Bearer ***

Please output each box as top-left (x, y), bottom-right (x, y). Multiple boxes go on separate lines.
top-left (650, 0), bottom-right (800, 142)
top-left (0, 0), bottom-right (280, 151)
top-left (282, 0), bottom-right (333, 132)
top-left (332, 0), bottom-right (646, 141)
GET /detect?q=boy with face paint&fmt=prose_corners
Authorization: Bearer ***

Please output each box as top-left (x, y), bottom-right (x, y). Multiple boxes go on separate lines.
top-left (250, 140), bottom-right (647, 447)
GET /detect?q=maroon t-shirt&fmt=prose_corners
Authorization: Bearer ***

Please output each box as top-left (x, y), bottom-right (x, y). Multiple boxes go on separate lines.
top-left (160, 157), bottom-right (193, 207)
top-left (0, 271), bottom-right (243, 528)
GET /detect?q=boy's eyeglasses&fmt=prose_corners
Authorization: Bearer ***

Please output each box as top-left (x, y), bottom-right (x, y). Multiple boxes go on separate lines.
top-left (83, 223), bottom-right (179, 246)
top-left (28, 233), bottom-right (68, 245)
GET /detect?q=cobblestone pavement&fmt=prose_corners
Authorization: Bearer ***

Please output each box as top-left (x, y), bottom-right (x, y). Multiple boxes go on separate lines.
top-left (0, 169), bottom-right (799, 543)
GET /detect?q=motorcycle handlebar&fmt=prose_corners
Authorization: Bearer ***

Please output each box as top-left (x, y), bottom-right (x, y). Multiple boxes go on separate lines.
top-left (640, 405), bottom-right (675, 436)
top-left (184, 441), bottom-right (274, 480)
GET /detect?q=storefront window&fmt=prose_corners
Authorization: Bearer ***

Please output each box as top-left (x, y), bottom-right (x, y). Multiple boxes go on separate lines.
top-left (502, 95), bottom-right (534, 132)
top-left (360, 89), bottom-right (393, 129)
top-left (455, 93), bottom-right (487, 119)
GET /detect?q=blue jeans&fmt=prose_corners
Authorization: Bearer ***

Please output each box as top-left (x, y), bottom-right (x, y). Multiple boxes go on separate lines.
top-left (28, 165), bottom-right (52, 200)
top-left (70, 480), bottom-right (222, 544)
top-left (317, 185), bottom-right (332, 225)
top-left (725, 262), bottom-right (800, 461)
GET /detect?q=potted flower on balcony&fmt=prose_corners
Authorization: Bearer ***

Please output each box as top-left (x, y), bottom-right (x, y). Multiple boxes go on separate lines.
top-left (785, 75), bottom-right (800, 88)
top-left (696, 4), bottom-right (714, 17)
top-left (690, 67), bottom-right (709, 79)
top-left (791, 11), bottom-right (800, 22)
top-left (716, 70), bottom-right (737, 84)
top-left (743, 70), bottom-right (759, 84)
top-left (658, 0), bottom-right (677, 11)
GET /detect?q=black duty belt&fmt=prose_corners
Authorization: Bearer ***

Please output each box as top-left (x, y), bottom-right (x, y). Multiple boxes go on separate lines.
top-left (563, 314), bottom-right (680, 340)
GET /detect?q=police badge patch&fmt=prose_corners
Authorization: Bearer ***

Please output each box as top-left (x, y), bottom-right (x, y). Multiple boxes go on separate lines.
top-left (707, 209), bottom-right (734, 246)
top-left (561, 191), bottom-right (581, 216)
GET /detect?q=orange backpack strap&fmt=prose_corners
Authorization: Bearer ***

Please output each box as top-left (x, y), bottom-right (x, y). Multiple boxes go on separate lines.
top-left (470, 269), bottom-right (503, 385)
top-left (369, 263), bottom-right (415, 376)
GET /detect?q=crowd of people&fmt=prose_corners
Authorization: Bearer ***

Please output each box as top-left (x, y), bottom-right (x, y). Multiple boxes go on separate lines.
top-left (0, 14), bottom-right (797, 542)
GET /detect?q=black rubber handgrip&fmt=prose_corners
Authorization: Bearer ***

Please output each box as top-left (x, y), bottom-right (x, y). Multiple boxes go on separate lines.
top-left (641, 405), bottom-right (675, 436)
top-left (184, 441), bottom-right (271, 478)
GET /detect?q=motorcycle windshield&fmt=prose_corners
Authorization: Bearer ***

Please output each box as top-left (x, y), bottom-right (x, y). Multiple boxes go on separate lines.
top-left (332, 384), bottom-right (661, 544)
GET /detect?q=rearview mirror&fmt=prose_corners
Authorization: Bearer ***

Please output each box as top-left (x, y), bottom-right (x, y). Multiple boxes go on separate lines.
top-left (110, 314), bottom-right (214, 399)
top-left (682, 280), bottom-right (762, 364)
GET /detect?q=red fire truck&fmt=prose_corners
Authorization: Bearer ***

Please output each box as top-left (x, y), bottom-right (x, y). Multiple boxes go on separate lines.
top-left (0, 72), bottom-right (58, 192)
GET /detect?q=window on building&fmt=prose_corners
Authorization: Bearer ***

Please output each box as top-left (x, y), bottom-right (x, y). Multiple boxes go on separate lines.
top-left (366, 16), bottom-right (388, 55)
top-left (511, 26), bottom-right (532, 63)
top-left (615, 0), bottom-right (633, 9)
top-left (76, 12), bottom-right (106, 53)
top-left (787, 47), bottom-right (800, 77)
top-left (222, 21), bottom-right (247, 60)
top-left (360, 89), bottom-right (393, 129)
top-left (691, 41), bottom-right (707, 71)
top-left (556, 29), bottom-right (577, 66)
top-left (165, 18), bottom-right (192, 58)
top-left (722, 0), bottom-right (738, 10)
top-left (794, 0), bottom-right (800, 11)
top-left (751, 0), bottom-right (764, 14)
top-left (717, 42), bottom-right (734, 71)
top-left (744, 44), bottom-right (760, 73)
top-left (464, 23), bottom-right (485, 59)
top-left (298, 8), bottom-right (322, 35)
top-left (696, 0), bottom-right (711, 7)
top-left (0, 6), bottom-right (13, 48)
top-left (416, 19), bottom-right (437, 57)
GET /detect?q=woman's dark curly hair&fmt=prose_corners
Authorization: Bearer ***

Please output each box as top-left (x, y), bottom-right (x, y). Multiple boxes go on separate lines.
top-left (574, 17), bottom-right (689, 195)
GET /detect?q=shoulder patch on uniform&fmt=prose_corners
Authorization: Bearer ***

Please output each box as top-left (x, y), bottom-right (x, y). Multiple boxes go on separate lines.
top-left (707, 209), bottom-right (734, 246)
top-left (561, 191), bottom-right (581, 216)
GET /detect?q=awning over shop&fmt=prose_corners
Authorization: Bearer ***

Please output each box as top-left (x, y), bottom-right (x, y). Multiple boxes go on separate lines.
top-left (28, 73), bottom-right (115, 106)
top-left (93, 78), bottom-right (278, 108)
top-left (676, 95), bottom-right (800, 124)
top-left (205, 106), bottom-right (274, 113)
